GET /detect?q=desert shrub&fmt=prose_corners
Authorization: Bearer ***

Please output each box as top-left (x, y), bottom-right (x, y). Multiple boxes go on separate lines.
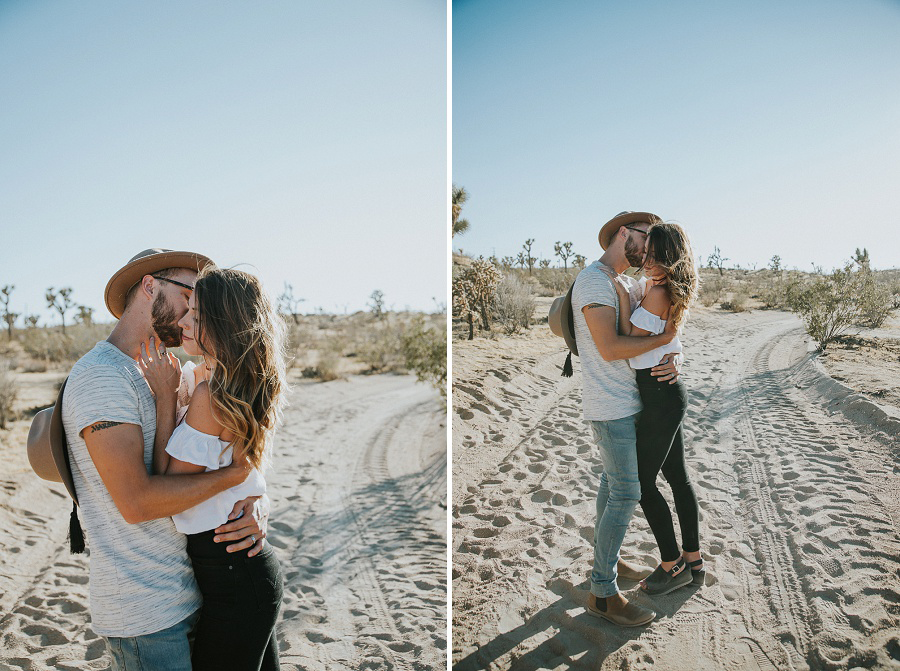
top-left (534, 267), bottom-right (576, 296)
top-left (0, 360), bottom-right (17, 429)
top-left (493, 274), bottom-right (535, 335)
top-left (19, 323), bottom-right (111, 364)
top-left (358, 320), bottom-right (406, 373)
top-left (453, 258), bottom-right (502, 339)
top-left (313, 342), bottom-right (345, 381)
top-left (721, 287), bottom-right (750, 313)
top-left (790, 263), bottom-right (862, 351)
top-left (20, 328), bottom-right (69, 362)
top-left (400, 314), bottom-right (447, 398)
top-left (855, 270), bottom-right (892, 328)
top-left (699, 275), bottom-right (725, 307)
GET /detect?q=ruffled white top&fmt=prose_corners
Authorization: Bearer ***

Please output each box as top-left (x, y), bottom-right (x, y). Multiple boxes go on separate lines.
top-left (166, 405), bottom-right (267, 535)
top-left (627, 306), bottom-right (683, 370)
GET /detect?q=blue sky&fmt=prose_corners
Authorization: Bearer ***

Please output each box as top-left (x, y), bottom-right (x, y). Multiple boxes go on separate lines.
top-left (0, 1), bottom-right (446, 325)
top-left (453, 0), bottom-right (900, 272)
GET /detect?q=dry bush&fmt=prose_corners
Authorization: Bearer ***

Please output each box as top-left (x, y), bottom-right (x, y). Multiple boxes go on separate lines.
top-left (856, 271), bottom-right (893, 328)
top-left (400, 314), bottom-right (446, 398)
top-left (533, 267), bottom-right (576, 296)
top-left (312, 342), bottom-right (346, 381)
top-left (721, 287), bottom-right (750, 313)
top-left (790, 263), bottom-right (862, 351)
top-left (493, 274), bottom-right (535, 334)
top-left (699, 274), bottom-right (725, 307)
top-left (0, 360), bottom-right (17, 429)
top-left (358, 318), bottom-right (407, 373)
top-left (19, 323), bottom-right (112, 364)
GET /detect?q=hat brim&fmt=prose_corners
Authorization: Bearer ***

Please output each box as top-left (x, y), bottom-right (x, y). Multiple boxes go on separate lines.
top-left (105, 251), bottom-right (214, 318)
top-left (598, 212), bottom-right (663, 250)
top-left (27, 379), bottom-right (77, 502)
top-left (549, 286), bottom-right (579, 356)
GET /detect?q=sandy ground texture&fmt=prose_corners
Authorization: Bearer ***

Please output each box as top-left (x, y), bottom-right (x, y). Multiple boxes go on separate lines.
top-left (0, 371), bottom-right (446, 671)
top-left (452, 306), bottom-right (900, 671)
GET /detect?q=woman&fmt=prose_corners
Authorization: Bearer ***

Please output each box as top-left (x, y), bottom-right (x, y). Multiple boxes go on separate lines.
top-left (611, 222), bottom-right (704, 595)
top-left (140, 266), bottom-right (287, 670)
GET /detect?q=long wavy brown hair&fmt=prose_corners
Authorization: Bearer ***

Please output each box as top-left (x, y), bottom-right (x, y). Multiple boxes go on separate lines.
top-left (193, 267), bottom-right (287, 470)
top-left (645, 222), bottom-right (698, 331)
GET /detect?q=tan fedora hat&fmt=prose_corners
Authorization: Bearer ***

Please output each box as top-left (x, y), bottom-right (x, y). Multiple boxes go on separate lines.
top-left (27, 378), bottom-right (76, 502)
top-left (105, 248), bottom-right (215, 319)
top-left (598, 211), bottom-right (664, 250)
top-left (548, 286), bottom-right (578, 357)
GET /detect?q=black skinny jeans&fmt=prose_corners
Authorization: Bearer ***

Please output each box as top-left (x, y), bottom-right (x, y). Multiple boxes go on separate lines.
top-left (186, 529), bottom-right (283, 671)
top-left (635, 368), bottom-right (700, 562)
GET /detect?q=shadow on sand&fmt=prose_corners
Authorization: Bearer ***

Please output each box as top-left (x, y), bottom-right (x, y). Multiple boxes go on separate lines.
top-left (454, 575), bottom-right (700, 670)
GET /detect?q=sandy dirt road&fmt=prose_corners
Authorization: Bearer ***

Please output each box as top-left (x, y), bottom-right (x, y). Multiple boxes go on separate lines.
top-left (452, 309), bottom-right (899, 670)
top-left (0, 372), bottom-right (446, 671)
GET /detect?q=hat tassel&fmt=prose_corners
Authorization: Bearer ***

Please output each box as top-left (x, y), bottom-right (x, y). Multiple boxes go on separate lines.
top-left (69, 501), bottom-right (85, 554)
top-left (562, 352), bottom-right (573, 378)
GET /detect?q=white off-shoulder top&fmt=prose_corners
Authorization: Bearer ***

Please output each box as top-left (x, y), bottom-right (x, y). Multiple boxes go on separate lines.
top-left (627, 306), bottom-right (683, 370)
top-left (166, 411), bottom-right (267, 535)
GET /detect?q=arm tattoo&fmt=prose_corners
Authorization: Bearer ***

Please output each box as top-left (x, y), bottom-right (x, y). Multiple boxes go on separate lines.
top-left (90, 421), bottom-right (124, 433)
top-left (583, 303), bottom-right (608, 310)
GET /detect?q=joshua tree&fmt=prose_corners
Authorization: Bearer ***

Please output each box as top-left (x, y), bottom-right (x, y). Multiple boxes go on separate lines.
top-left (539, 258), bottom-right (551, 269)
top-left (75, 305), bottom-right (94, 326)
top-left (452, 184), bottom-right (470, 237)
top-left (23, 314), bottom-right (39, 329)
top-left (516, 252), bottom-right (527, 269)
top-left (707, 247), bottom-right (728, 276)
top-left (853, 247), bottom-right (871, 271)
top-left (522, 239), bottom-right (535, 275)
top-left (500, 256), bottom-right (516, 270)
top-left (277, 282), bottom-right (305, 324)
top-left (769, 255), bottom-right (782, 274)
top-left (46, 287), bottom-right (75, 334)
top-left (554, 241), bottom-right (574, 269)
top-left (0, 285), bottom-right (18, 340)
top-left (368, 289), bottom-right (386, 319)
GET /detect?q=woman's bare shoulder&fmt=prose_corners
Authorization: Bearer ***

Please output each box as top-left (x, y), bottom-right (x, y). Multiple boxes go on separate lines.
top-left (640, 285), bottom-right (672, 317)
top-left (185, 382), bottom-right (223, 436)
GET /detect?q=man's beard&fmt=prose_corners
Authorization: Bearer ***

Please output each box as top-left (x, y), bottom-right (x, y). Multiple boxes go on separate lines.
top-left (151, 293), bottom-right (183, 347)
top-left (624, 235), bottom-right (645, 268)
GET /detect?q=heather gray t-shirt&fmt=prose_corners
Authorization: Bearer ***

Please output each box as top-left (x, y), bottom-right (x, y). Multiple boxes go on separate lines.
top-left (571, 261), bottom-right (642, 421)
top-left (61, 341), bottom-right (201, 637)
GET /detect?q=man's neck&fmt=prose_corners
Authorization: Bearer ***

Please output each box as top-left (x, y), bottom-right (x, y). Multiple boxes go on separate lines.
top-left (107, 318), bottom-right (152, 361)
top-left (598, 249), bottom-right (630, 275)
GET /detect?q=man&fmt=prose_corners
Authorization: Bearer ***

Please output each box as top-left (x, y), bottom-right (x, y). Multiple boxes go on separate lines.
top-left (572, 212), bottom-right (679, 626)
top-left (61, 249), bottom-right (269, 669)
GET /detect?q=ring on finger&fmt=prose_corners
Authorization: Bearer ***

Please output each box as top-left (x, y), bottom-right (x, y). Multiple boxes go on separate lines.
top-left (249, 534), bottom-right (256, 544)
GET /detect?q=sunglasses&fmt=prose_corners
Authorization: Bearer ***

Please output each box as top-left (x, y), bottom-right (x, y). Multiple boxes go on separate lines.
top-left (624, 226), bottom-right (649, 236)
top-left (151, 275), bottom-right (195, 291)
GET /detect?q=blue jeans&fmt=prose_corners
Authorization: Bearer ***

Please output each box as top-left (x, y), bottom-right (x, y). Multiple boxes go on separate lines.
top-left (105, 609), bottom-right (199, 671)
top-left (589, 414), bottom-right (641, 598)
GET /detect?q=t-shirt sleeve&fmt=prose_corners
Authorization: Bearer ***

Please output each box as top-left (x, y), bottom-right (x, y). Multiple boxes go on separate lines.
top-left (66, 364), bottom-right (143, 436)
top-left (572, 268), bottom-right (617, 313)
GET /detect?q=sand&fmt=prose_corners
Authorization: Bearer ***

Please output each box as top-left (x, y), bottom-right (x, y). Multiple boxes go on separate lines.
top-left (452, 306), bottom-right (900, 670)
top-left (0, 371), bottom-right (446, 671)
